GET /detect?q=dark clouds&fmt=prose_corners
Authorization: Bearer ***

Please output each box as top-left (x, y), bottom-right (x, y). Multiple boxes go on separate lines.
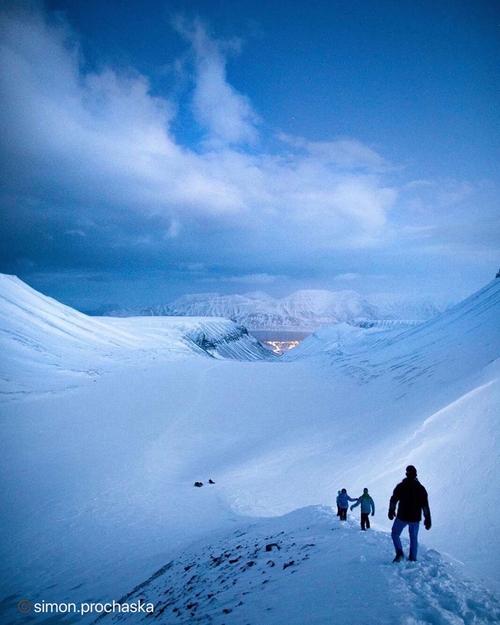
top-left (0, 4), bottom-right (498, 306)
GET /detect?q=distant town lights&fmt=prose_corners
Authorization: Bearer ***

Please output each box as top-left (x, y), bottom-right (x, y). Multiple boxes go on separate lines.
top-left (265, 340), bottom-right (300, 355)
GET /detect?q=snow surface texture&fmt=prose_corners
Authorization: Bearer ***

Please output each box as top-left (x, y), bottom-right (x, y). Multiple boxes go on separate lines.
top-left (103, 507), bottom-right (500, 625)
top-left (95, 289), bottom-right (443, 330)
top-left (0, 274), bottom-right (499, 625)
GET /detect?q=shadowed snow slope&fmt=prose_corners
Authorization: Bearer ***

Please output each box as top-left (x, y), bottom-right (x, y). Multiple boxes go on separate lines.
top-left (0, 276), bottom-right (499, 625)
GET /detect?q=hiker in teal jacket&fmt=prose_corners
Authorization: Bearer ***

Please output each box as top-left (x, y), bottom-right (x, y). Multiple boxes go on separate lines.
top-left (351, 488), bottom-right (375, 530)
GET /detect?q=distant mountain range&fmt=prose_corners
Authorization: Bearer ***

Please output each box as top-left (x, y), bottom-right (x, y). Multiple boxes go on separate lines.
top-left (90, 289), bottom-right (445, 331)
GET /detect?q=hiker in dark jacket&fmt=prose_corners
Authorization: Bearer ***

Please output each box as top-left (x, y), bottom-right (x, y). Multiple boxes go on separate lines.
top-left (388, 465), bottom-right (431, 562)
top-left (350, 488), bottom-right (375, 530)
top-left (336, 488), bottom-right (357, 521)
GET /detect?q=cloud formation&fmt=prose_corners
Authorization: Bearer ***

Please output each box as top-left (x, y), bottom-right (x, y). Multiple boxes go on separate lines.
top-left (0, 5), bottom-right (496, 304)
top-left (0, 8), bottom-right (395, 240)
top-left (174, 16), bottom-right (260, 146)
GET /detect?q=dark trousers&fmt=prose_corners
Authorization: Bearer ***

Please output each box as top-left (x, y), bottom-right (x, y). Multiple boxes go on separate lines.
top-left (361, 512), bottom-right (370, 530)
top-left (339, 508), bottom-right (347, 521)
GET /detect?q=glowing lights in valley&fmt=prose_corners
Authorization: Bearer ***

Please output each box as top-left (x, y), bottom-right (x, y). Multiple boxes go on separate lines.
top-left (264, 340), bottom-right (300, 355)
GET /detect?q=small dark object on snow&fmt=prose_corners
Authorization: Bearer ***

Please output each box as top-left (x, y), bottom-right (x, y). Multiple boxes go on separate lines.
top-left (267, 560), bottom-right (275, 567)
top-left (194, 481), bottom-right (203, 487)
top-left (211, 555), bottom-right (224, 567)
top-left (265, 543), bottom-right (280, 552)
top-left (223, 608), bottom-right (232, 614)
top-left (229, 557), bottom-right (241, 564)
top-left (283, 560), bottom-right (295, 570)
top-left (208, 479), bottom-right (215, 484)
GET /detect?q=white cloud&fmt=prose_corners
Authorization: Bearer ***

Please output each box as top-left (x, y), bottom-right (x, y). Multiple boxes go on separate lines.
top-left (217, 273), bottom-right (280, 284)
top-left (174, 16), bottom-right (260, 146)
top-left (278, 133), bottom-right (387, 170)
top-left (334, 273), bottom-right (360, 281)
top-left (164, 219), bottom-right (181, 239)
top-left (0, 7), bottom-right (405, 276)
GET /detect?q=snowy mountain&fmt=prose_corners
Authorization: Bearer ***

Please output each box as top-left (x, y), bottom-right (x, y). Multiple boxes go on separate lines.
top-left (0, 274), bottom-right (498, 625)
top-left (0, 274), bottom-right (272, 397)
top-left (97, 289), bottom-right (443, 331)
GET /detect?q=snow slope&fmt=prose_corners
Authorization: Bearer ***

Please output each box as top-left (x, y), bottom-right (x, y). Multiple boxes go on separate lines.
top-left (0, 274), bottom-right (271, 397)
top-left (99, 289), bottom-right (442, 330)
top-left (103, 507), bottom-right (500, 625)
top-left (0, 275), bottom-right (498, 625)
top-left (283, 279), bottom-right (500, 581)
top-left (288, 278), bottom-right (499, 390)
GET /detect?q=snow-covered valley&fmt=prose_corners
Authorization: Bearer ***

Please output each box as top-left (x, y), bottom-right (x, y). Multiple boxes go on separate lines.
top-left (0, 274), bottom-right (499, 624)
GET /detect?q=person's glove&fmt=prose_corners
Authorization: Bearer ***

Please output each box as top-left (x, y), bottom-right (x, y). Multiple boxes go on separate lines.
top-left (388, 511), bottom-right (395, 520)
top-left (371, 512), bottom-right (374, 516)
top-left (350, 505), bottom-right (354, 511)
top-left (424, 518), bottom-right (431, 530)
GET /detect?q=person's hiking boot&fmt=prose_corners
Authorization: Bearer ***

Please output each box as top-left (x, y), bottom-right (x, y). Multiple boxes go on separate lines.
top-left (408, 555), bottom-right (417, 562)
top-left (393, 551), bottom-right (404, 563)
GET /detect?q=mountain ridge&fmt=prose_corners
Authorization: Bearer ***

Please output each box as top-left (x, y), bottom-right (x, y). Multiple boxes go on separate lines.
top-left (90, 288), bottom-right (444, 331)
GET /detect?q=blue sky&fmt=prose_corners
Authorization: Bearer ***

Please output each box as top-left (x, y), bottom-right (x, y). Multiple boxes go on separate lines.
top-left (0, 0), bottom-right (498, 309)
